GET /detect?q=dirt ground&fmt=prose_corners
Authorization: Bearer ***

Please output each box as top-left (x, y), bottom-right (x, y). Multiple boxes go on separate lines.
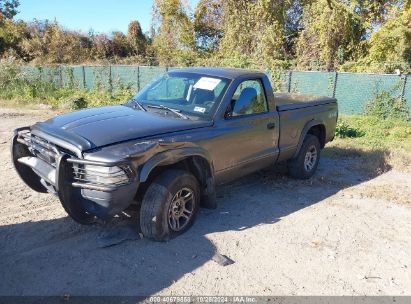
top-left (0, 108), bottom-right (410, 296)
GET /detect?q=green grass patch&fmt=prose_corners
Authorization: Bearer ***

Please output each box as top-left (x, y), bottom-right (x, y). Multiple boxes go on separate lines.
top-left (335, 115), bottom-right (411, 151)
top-left (324, 115), bottom-right (411, 174)
top-left (0, 86), bottom-right (134, 110)
top-left (0, 59), bottom-right (134, 110)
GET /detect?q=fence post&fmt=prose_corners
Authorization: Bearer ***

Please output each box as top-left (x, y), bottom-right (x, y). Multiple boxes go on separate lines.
top-left (59, 65), bottom-right (63, 87)
top-left (82, 66), bottom-right (86, 89)
top-left (400, 74), bottom-right (407, 102)
top-left (137, 66), bottom-right (140, 92)
top-left (108, 65), bottom-right (113, 93)
top-left (287, 71), bottom-right (292, 93)
top-left (332, 72), bottom-right (338, 98)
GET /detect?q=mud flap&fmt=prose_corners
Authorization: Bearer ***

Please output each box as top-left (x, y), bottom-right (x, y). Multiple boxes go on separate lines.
top-left (201, 176), bottom-right (217, 209)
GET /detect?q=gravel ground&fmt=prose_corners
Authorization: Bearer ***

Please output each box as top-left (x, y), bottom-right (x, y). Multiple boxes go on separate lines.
top-left (0, 108), bottom-right (410, 296)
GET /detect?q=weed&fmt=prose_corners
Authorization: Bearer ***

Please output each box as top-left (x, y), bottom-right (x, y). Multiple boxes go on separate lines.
top-left (335, 120), bottom-right (364, 138)
top-left (364, 88), bottom-right (409, 121)
top-left (0, 59), bottom-right (134, 109)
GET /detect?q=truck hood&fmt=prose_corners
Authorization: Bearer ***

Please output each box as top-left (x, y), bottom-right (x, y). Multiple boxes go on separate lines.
top-left (31, 105), bottom-right (212, 151)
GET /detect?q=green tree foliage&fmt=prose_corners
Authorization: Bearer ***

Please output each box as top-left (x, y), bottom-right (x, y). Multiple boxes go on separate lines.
top-left (20, 21), bottom-right (88, 64)
top-left (111, 31), bottom-right (130, 58)
top-left (0, 0), bottom-right (19, 20)
top-left (296, 0), bottom-right (363, 70)
top-left (3, 19), bottom-right (149, 64)
top-left (152, 0), bottom-right (196, 66)
top-left (0, 0), bottom-right (410, 73)
top-left (0, 18), bottom-right (24, 57)
top-left (0, 0), bottom-right (21, 56)
top-left (342, 5), bottom-right (411, 72)
top-left (295, 0), bottom-right (409, 71)
top-left (194, 0), bottom-right (223, 53)
top-left (127, 20), bottom-right (146, 56)
top-left (216, 0), bottom-right (288, 69)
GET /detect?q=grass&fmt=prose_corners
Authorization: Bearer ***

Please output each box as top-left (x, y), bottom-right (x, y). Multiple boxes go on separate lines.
top-left (0, 59), bottom-right (134, 110)
top-left (0, 87), bottom-right (134, 110)
top-left (324, 115), bottom-right (411, 174)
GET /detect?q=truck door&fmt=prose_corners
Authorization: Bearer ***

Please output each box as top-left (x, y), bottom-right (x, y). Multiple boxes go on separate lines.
top-left (212, 79), bottom-right (280, 182)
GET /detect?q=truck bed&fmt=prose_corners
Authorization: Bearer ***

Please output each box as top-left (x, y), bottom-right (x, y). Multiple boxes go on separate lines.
top-left (275, 93), bottom-right (337, 111)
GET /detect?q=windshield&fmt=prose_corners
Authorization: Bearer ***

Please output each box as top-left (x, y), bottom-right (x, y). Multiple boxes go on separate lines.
top-left (130, 72), bottom-right (230, 119)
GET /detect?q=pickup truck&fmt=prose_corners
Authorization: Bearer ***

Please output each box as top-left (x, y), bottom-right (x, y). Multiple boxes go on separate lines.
top-left (12, 67), bottom-right (337, 241)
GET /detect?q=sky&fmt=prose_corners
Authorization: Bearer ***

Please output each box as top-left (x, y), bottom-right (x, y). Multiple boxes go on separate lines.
top-left (16, 0), bottom-right (199, 35)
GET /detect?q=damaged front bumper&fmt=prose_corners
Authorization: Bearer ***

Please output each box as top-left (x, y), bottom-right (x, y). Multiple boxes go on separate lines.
top-left (11, 127), bottom-right (138, 220)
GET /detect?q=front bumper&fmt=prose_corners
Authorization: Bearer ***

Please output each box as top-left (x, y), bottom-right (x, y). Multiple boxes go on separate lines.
top-left (11, 128), bottom-right (138, 219)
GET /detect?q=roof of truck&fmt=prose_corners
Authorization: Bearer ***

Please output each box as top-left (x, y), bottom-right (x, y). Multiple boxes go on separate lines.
top-left (169, 67), bottom-right (267, 79)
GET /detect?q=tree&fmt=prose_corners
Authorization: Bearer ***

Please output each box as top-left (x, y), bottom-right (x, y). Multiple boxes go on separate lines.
top-left (0, 0), bottom-right (19, 20)
top-left (194, 0), bottom-right (223, 53)
top-left (0, 0), bottom-right (21, 57)
top-left (344, 5), bottom-right (411, 72)
top-left (295, 0), bottom-right (408, 71)
top-left (216, 0), bottom-right (289, 69)
top-left (296, 0), bottom-right (364, 70)
top-left (21, 21), bottom-right (91, 64)
top-left (91, 33), bottom-right (113, 60)
top-left (111, 31), bottom-right (130, 57)
top-left (151, 0), bottom-right (196, 66)
top-left (127, 20), bottom-right (147, 56)
top-left (0, 18), bottom-right (25, 57)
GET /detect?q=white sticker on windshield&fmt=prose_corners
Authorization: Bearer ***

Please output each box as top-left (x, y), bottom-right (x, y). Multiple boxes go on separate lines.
top-left (193, 77), bottom-right (221, 91)
top-left (194, 106), bottom-right (206, 113)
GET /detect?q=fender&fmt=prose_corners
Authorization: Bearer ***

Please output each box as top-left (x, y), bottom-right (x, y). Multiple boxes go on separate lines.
top-left (292, 119), bottom-right (325, 158)
top-left (139, 145), bottom-right (214, 183)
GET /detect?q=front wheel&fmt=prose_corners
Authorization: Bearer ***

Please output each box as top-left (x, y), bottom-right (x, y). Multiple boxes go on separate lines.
top-left (288, 134), bottom-right (321, 179)
top-left (140, 170), bottom-right (200, 241)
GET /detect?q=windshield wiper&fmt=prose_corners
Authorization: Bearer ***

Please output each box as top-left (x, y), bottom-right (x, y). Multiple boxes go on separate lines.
top-left (146, 104), bottom-right (190, 120)
top-left (130, 99), bottom-right (147, 111)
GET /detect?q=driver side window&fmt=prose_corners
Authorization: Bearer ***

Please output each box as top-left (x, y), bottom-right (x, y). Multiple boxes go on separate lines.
top-left (227, 80), bottom-right (268, 117)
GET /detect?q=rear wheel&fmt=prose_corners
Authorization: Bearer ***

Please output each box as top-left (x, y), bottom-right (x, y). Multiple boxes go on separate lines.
top-left (288, 134), bottom-right (321, 179)
top-left (140, 169), bottom-right (200, 241)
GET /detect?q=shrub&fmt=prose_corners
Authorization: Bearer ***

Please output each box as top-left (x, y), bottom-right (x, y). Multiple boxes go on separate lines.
top-left (364, 90), bottom-right (409, 121)
top-left (335, 120), bottom-right (364, 138)
top-left (0, 58), bottom-right (133, 108)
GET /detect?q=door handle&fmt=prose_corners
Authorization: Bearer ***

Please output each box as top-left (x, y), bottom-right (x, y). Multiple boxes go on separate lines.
top-left (267, 122), bottom-right (276, 129)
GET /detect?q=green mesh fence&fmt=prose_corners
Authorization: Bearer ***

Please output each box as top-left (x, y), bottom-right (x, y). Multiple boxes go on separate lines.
top-left (279, 71), bottom-right (409, 115)
top-left (288, 71), bottom-right (335, 97)
top-left (403, 76), bottom-right (411, 112)
top-left (21, 65), bottom-right (410, 115)
top-left (335, 73), bottom-right (403, 115)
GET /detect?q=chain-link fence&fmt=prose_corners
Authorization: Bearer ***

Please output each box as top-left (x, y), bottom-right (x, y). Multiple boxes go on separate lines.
top-left (22, 65), bottom-right (411, 115)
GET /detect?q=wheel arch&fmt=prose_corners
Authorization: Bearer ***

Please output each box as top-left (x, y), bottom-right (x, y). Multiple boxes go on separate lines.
top-left (293, 120), bottom-right (326, 158)
top-left (137, 147), bottom-right (216, 208)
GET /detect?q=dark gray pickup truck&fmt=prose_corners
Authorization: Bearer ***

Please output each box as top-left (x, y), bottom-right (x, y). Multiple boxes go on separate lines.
top-left (12, 67), bottom-right (337, 240)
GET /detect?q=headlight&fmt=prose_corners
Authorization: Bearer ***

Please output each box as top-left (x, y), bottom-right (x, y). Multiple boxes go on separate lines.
top-left (76, 165), bottom-right (130, 186)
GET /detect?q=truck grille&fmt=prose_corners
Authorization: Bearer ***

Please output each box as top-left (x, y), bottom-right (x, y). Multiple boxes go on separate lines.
top-left (17, 130), bottom-right (131, 191)
top-left (18, 131), bottom-right (74, 167)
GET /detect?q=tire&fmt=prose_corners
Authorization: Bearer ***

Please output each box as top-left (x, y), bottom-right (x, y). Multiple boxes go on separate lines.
top-left (140, 169), bottom-right (200, 241)
top-left (288, 134), bottom-right (321, 179)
